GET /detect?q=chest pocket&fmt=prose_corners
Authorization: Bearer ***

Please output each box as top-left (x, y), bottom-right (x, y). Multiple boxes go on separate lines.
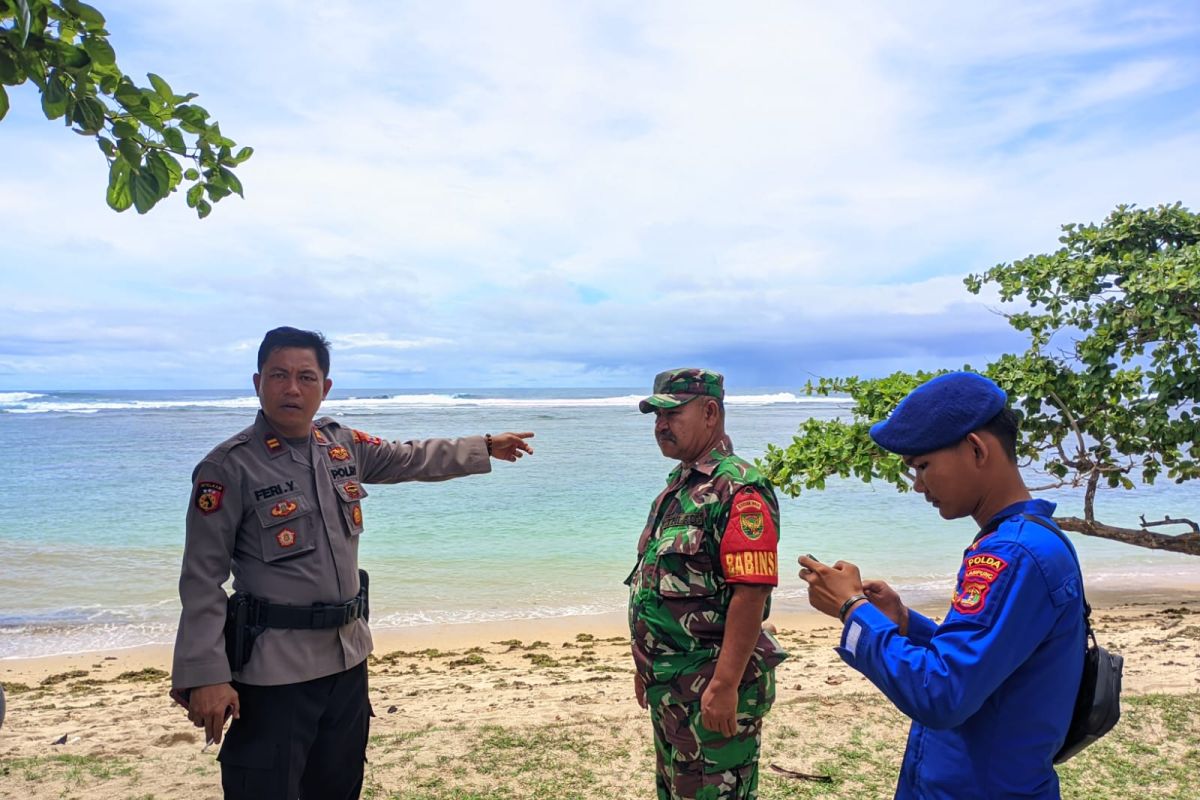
top-left (654, 524), bottom-right (718, 599)
top-left (253, 492), bottom-right (317, 562)
top-left (334, 481), bottom-right (368, 535)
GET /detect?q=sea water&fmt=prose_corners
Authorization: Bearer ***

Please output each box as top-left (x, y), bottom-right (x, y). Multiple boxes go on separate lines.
top-left (2, 388), bottom-right (1198, 659)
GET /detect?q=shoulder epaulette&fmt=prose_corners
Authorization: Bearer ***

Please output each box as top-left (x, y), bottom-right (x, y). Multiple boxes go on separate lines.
top-left (201, 424), bottom-right (255, 466)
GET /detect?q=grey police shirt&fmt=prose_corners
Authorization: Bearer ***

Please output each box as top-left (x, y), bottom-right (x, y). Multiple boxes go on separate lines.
top-left (172, 411), bottom-right (490, 688)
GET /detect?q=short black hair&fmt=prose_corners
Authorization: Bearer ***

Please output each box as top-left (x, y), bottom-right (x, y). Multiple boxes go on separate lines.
top-left (976, 406), bottom-right (1019, 462)
top-left (257, 327), bottom-right (332, 377)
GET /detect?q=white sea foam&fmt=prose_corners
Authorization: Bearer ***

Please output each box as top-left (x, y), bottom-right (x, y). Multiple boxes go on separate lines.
top-left (0, 391), bottom-right (46, 405)
top-left (3, 392), bottom-right (850, 415)
top-left (6, 396), bottom-right (261, 414)
top-left (0, 622), bottom-right (177, 660)
top-left (372, 600), bottom-right (626, 628)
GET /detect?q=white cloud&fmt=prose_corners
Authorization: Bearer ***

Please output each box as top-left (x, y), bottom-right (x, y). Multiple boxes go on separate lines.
top-left (0, 1), bottom-right (1197, 387)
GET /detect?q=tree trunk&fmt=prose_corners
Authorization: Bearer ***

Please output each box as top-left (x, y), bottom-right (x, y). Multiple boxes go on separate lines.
top-left (1055, 516), bottom-right (1200, 556)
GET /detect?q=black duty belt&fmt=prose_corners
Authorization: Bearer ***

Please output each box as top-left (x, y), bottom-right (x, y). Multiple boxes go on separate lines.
top-left (240, 569), bottom-right (370, 630)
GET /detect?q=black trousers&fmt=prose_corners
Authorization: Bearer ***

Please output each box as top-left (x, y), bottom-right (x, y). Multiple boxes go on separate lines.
top-left (219, 660), bottom-right (370, 800)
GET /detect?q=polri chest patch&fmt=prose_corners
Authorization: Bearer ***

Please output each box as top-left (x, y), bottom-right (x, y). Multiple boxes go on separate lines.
top-left (195, 481), bottom-right (224, 514)
top-left (276, 528), bottom-right (297, 548)
top-left (270, 500), bottom-right (298, 518)
top-left (329, 446), bottom-right (351, 461)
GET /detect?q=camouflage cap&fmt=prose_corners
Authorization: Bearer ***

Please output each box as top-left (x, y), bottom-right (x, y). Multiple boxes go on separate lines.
top-left (639, 368), bottom-right (725, 413)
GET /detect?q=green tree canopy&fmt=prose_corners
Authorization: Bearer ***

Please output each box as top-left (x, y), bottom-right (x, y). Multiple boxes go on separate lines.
top-left (1, 0), bottom-right (249, 216)
top-left (763, 203), bottom-right (1200, 555)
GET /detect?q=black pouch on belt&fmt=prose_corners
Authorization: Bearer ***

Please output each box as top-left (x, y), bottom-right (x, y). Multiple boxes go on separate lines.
top-left (224, 592), bottom-right (264, 673)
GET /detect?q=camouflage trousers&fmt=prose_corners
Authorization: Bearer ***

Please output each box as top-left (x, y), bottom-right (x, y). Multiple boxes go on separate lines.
top-left (648, 671), bottom-right (775, 800)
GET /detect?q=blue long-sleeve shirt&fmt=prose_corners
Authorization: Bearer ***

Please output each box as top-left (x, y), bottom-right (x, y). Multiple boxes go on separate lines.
top-left (838, 500), bottom-right (1086, 799)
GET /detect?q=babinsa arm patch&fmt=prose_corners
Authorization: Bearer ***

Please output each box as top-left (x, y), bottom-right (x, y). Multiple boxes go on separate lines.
top-left (719, 487), bottom-right (779, 585)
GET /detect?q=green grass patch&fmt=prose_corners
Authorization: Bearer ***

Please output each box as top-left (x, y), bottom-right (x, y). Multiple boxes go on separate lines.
top-left (115, 667), bottom-right (170, 682)
top-left (40, 670), bottom-right (89, 686)
top-left (522, 653), bottom-right (560, 668)
top-left (448, 654), bottom-right (487, 668)
top-left (0, 753), bottom-right (137, 787)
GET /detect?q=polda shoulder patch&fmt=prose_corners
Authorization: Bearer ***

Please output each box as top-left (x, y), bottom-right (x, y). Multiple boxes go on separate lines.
top-left (195, 481), bottom-right (224, 514)
top-left (952, 552), bottom-right (1009, 615)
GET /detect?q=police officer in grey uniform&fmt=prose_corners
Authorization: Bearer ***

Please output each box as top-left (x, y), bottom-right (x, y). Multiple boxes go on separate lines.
top-left (170, 327), bottom-right (533, 800)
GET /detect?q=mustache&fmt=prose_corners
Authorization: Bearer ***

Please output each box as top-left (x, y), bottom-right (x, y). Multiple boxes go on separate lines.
top-left (656, 433), bottom-right (676, 443)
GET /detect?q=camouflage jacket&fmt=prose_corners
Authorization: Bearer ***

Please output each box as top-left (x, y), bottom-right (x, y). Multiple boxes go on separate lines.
top-left (627, 437), bottom-right (788, 703)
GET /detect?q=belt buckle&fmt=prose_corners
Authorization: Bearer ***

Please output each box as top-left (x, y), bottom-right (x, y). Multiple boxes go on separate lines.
top-left (310, 606), bottom-right (326, 629)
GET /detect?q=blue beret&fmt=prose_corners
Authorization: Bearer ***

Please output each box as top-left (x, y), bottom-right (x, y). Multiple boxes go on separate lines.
top-left (869, 372), bottom-right (1007, 455)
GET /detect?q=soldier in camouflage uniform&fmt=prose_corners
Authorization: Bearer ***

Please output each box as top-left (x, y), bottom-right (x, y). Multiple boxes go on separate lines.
top-left (628, 368), bottom-right (788, 800)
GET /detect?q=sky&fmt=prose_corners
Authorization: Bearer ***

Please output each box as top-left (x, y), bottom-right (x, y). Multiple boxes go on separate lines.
top-left (2, 0), bottom-right (1198, 390)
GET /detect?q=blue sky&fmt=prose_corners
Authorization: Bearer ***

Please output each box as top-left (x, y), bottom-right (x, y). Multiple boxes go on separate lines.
top-left (2, 1), bottom-right (1198, 390)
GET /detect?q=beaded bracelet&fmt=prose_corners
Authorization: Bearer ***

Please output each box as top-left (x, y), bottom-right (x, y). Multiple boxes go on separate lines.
top-left (485, 433), bottom-right (493, 456)
top-left (838, 594), bottom-right (869, 623)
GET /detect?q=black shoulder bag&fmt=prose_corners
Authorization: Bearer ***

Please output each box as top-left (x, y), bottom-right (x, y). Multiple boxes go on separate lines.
top-left (1021, 514), bottom-right (1124, 763)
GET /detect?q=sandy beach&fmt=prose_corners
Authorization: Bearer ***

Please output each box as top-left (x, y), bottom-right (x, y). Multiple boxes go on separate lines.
top-left (2, 594), bottom-right (1198, 800)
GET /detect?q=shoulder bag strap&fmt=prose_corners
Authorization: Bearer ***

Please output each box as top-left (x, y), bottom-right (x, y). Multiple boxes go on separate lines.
top-left (1021, 513), bottom-right (1097, 645)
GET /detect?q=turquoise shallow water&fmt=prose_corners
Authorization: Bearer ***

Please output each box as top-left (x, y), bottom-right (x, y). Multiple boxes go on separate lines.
top-left (2, 388), bottom-right (1198, 658)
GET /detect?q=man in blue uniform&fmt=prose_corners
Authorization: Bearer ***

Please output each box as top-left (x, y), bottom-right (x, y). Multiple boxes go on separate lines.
top-left (798, 372), bottom-right (1085, 799)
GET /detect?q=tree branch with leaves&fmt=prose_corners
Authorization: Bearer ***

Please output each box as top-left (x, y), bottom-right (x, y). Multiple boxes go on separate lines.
top-left (1, 0), bottom-right (250, 216)
top-left (762, 203), bottom-right (1200, 556)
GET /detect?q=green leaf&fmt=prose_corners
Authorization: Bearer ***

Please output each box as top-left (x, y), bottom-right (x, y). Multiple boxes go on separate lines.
top-left (116, 137), bottom-right (141, 166)
top-left (174, 104), bottom-right (209, 133)
top-left (233, 146), bottom-right (254, 164)
top-left (0, 85), bottom-right (7, 121)
top-left (51, 42), bottom-right (90, 70)
top-left (162, 126), bottom-right (186, 154)
top-left (62, 0), bottom-right (106, 26)
top-left (111, 119), bottom-right (138, 139)
top-left (185, 183), bottom-right (203, 208)
top-left (83, 36), bottom-right (116, 67)
top-left (72, 96), bottom-right (106, 134)
top-left (184, 167), bottom-right (199, 181)
top-left (97, 135), bottom-right (116, 157)
top-left (16, 0), bottom-right (32, 47)
top-left (0, 47), bottom-right (20, 85)
top-left (127, 102), bottom-right (165, 130)
top-left (130, 169), bottom-right (161, 214)
top-left (106, 157), bottom-right (132, 211)
top-left (219, 166), bottom-right (243, 197)
top-left (146, 150), bottom-right (182, 192)
top-left (41, 71), bottom-right (69, 120)
top-left (197, 199), bottom-right (212, 219)
top-left (114, 80), bottom-right (145, 111)
top-left (204, 180), bottom-right (231, 201)
top-left (147, 72), bottom-right (173, 102)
